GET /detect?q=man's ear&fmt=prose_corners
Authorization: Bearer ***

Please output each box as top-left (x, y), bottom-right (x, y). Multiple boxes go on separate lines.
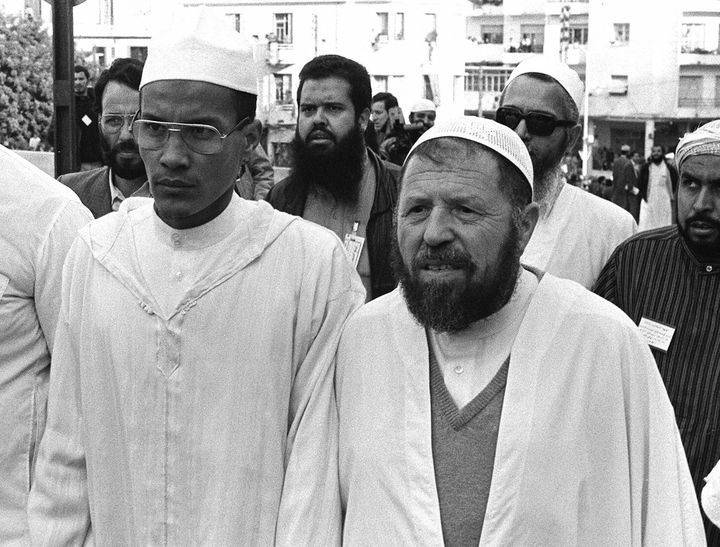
top-left (517, 201), bottom-right (540, 255)
top-left (357, 107), bottom-right (371, 132)
top-left (566, 123), bottom-right (582, 152)
top-left (240, 119), bottom-right (262, 158)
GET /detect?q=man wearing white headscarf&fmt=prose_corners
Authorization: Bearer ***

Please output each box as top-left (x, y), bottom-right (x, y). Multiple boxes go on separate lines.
top-left (337, 116), bottom-right (703, 546)
top-left (497, 57), bottom-right (637, 288)
top-left (595, 119), bottom-right (720, 546)
top-left (28, 8), bottom-right (363, 545)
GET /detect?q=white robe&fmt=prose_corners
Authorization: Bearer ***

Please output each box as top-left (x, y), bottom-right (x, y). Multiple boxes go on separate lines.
top-left (0, 146), bottom-right (92, 543)
top-left (28, 196), bottom-right (364, 546)
top-left (336, 275), bottom-right (704, 546)
top-left (521, 183), bottom-right (637, 289)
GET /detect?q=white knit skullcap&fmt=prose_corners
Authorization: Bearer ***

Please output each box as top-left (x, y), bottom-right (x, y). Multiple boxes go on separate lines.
top-left (675, 119), bottom-right (720, 172)
top-left (141, 8), bottom-right (258, 95)
top-left (506, 57), bottom-right (584, 113)
top-left (410, 99), bottom-right (436, 113)
top-left (406, 116), bottom-right (533, 193)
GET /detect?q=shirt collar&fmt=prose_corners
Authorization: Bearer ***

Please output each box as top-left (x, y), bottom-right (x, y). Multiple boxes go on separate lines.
top-left (151, 193), bottom-right (241, 250)
top-left (677, 226), bottom-right (720, 275)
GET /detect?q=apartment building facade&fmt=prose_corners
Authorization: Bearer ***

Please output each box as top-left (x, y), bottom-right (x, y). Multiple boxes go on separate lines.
top-left (464, 0), bottom-right (720, 170)
top-left (29, 0), bottom-right (720, 171)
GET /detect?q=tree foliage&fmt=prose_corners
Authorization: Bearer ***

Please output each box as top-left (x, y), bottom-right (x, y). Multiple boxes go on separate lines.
top-left (0, 11), bottom-right (53, 149)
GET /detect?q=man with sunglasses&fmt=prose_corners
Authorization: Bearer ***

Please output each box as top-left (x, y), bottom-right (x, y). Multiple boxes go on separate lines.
top-left (29, 10), bottom-right (363, 545)
top-left (497, 57), bottom-right (636, 289)
top-left (59, 57), bottom-right (150, 218)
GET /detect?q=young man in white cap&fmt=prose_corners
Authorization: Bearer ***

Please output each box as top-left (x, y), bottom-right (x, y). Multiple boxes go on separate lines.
top-left (595, 120), bottom-right (720, 546)
top-left (336, 116), bottom-right (703, 545)
top-left (28, 9), bottom-right (363, 545)
top-left (0, 147), bottom-right (91, 544)
top-left (497, 57), bottom-right (636, 288)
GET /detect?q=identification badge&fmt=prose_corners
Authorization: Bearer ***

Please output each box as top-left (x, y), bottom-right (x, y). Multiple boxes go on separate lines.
top-left (82, 115), bottom-right (92, 126)
top-left (638, 317), bottom-right (676, 352)
top-left (343, 221), bottom-right (365, 268)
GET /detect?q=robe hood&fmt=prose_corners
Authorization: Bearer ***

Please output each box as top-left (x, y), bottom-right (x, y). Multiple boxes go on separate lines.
top-left (77, 196), bottom-right (296, 320)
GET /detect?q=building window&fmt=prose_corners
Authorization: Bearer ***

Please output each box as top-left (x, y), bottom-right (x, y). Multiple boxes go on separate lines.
top-left (570, 26), bottom-right (588, 45)
top-left (609, 74), bottom-right (628, 95)
top-left (481, 24), bottom-right (503, 44)
top-left (715, 76), bottom-right (720, 106)
top-left (519, 25), bottom-right (543, 52)
top-left (464, 69), bottom-right (480, 92)
top-left (228, 13), bottom-right (241, 33)
top-left (394, 12), bottom-right (405, 40)
top-left (681, 23), bottom-right (707, 53)
top-left (376, 12), bottom-right (389, 42)
top-left (274, 74), bottom-right (293, 104)
top-left (679, 75), bottom-right (702, 106)
top-left (613, 23), bottom-right (630, 44)
top-left (129, 46), bottom-right (147, 63)
top-left (482, 68), bottom-right (512, 92)
top-left (99, 0), bottom-right (113, 25)
top-left (94, 46), bottom-right (106, 68)
top-left (274, 13), bottom-right (293, 44)
top-left (425, 12), bottom-right (437, 42)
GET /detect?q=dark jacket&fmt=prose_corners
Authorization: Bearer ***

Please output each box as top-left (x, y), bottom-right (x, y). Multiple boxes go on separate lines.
top-left (59, 166), bottom-right (113, 218)
top-left (638, 159), bottom-right (678, 201)
top-left (266, 149), bottom-right (399, 300)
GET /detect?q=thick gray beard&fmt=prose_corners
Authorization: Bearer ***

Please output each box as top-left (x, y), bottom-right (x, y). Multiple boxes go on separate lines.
top-left (534, 165), bottom-right (564, 217)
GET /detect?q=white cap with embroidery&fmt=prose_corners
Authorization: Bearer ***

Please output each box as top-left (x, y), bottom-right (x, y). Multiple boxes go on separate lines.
top-left (675, 119), bottom-right (720, 172)
top-left (410, 99), bottom-right (436, 113)
top-left (506, 57), bottom-right (584, 113)
top-left (141, 8), bottom-right (259, 95)
top-left (406, 115), bottom-right (534, 195)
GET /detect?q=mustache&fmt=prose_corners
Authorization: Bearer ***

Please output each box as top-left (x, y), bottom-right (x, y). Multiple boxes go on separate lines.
top-left (115, 141), bottom-right (139, 152)
top-left (686, 214), bottom-right (720, 229)
top-left (412, 245), bottom-right (475, 271)
top-left (305, 126), bottom-right (335, 144)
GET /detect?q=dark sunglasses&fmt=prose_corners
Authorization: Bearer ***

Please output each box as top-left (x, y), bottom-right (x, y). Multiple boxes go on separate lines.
top-left (495, 106), bottom-right (575, 136)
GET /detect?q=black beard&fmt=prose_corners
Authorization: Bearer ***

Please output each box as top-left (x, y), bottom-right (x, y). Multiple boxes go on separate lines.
top-left (677, 216), bottom-right (720, 260)
top-left (651, 156), bottom-right (663, 164)
top-left (101, 137), bottom-right (146, 180)
top-left (291, 122), bottom-right (366, 205)
top-left (391, 222), bottom-right (522, 333)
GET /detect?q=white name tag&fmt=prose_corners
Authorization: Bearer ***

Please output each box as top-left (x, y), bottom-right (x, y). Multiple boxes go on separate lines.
top-left (343, 233), bottom-right (364, 268)
top-left (638, 317), bottom-right (676, 352)
top-left (82, 114), bottom-right (92, 126)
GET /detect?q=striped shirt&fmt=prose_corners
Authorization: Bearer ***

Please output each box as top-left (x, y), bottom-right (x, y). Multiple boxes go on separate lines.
top-left (594, 225), bottom-right (720, 545)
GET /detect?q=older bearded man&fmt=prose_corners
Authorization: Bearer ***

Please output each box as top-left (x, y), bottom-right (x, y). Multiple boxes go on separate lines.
top-left (497, 57), bottom-right (637, 288)
top-left (595, 120), bottom-right (720, 546)
top-left (336, 116), bottom-right (703, 546)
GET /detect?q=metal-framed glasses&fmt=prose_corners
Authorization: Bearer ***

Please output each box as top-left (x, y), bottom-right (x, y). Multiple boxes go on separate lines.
top-left (100, 114), bottom-right (136, 134)
top-left (131, 116), bottom-right (250, 155)
top-left (495, 106), bottom-right (575, 137)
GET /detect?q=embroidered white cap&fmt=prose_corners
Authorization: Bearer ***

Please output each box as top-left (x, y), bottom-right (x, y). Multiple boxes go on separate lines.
top-left (141, 8), bottom-right (258, 95)
top-left (410, 99), bottom-right (436, 113)
top-left (506, 56), bottom-right (584, 114)
top-left (675, 119), bottom-right (720, 172)
top-left (406, 115), bottom-right (534, 194)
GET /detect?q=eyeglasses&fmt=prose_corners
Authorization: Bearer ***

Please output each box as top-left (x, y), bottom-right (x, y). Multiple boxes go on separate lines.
top-left (495, 106), bottom-right (575, 137)
top-left (100, 114), bottom-right (136, 134)
top-left (131, 116), bottom-right (250, 155)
